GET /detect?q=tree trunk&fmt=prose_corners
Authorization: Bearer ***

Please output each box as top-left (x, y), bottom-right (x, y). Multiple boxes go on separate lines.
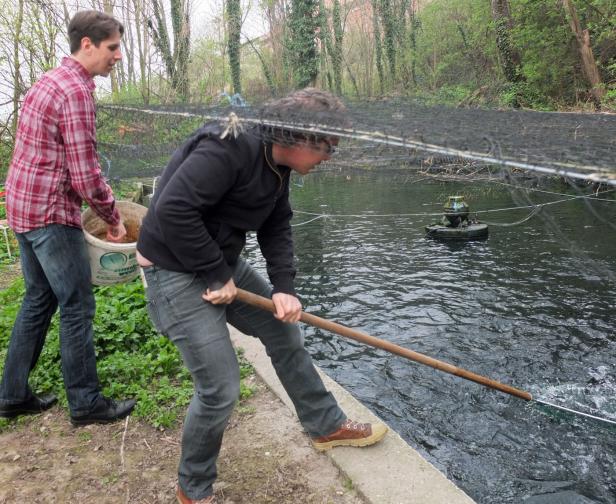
top-left (149, 0), bottom-right (175, 96)
top-left (122, 0), bottom-right (135, 85)
top-left (170, 0), bottom-right (190, 100)
top-left (317, 0), bottom-right (332, 91)
top-left (12, 0), bottom-right (24, 134)
top-left (246, 37), bottom-right (275, 95)
top-left (227, 0), bottom-right (242, 95)
top-left (561, 0), bottom-right (605, 107)
top-left (102, 0), bottom-right (119, 96)
top-left (490, 0), bottom-right (522, 83)
top-left (371, 0), bottom-right (384, 94)
top-left (288, 0), bottom-right (319, 88)
top-left (264, 0), bottom-right (288, 90)
top-left (380, 0), bottom-right (396, 81)
top-left (332, 0), bottom-right (343, 95)
top-left (409, 0), bottom-right (419, 88)
top-left (148, 0), bottom-right (190, 100)
top-left (132, 0), bottom-right (149, 103)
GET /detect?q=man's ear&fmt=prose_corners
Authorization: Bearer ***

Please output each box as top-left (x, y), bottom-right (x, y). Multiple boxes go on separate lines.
top-left (80, 36), bottom-right (94, 52)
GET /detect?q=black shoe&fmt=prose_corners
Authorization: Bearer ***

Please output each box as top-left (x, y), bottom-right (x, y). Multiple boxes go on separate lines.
top-left (0, 393), bottom-right (58, 418)
top-left (70, 396), bottom-right (136, 426)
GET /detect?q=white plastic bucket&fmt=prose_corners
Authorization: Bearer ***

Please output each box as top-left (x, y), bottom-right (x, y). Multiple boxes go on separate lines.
top-left (81, 200), bottom-right (148, 285)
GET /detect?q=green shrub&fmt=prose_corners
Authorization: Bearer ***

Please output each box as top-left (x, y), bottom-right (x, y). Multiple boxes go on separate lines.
top-left (0, 278), bottom-right (254, 430)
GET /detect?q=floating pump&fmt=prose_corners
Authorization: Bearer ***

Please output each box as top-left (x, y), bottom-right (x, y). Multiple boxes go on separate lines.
top-left (425, 196), bottom-right (488, 240)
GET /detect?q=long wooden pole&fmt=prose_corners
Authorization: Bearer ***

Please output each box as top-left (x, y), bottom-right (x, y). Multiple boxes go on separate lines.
top-left (235, 289), bottom-right (532, 401)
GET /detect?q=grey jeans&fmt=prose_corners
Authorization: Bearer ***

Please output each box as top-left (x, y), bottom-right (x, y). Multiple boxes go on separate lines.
top-left (142, 257), bottom-right (344, 500)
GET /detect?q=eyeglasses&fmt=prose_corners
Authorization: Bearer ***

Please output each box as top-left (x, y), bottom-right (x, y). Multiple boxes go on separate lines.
top-left (320, 138), bottom-right (338, 155)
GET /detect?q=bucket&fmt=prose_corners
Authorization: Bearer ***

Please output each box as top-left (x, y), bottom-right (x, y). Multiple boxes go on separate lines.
top-left (81, 200), bottom-right (148, 285)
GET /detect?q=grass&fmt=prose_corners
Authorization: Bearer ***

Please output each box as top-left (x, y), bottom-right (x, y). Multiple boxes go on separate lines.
top-left (0, 277), bottom-right (255, 432)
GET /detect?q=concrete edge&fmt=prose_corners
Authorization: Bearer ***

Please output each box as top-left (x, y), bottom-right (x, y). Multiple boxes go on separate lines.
top-left (229, 326), bottom-right (475, 504)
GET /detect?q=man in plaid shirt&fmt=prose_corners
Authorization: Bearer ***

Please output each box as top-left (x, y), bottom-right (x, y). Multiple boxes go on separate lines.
top-left (0, 11), bottom-right (135, 426)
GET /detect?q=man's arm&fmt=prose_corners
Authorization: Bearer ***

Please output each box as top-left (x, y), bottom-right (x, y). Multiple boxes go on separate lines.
top-left (256, 182), bottom-right (296, 296)
top-left (58, 88), bottom-right (122, 238)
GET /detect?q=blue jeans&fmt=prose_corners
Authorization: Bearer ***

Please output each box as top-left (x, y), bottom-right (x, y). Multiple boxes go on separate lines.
top-left (143, 257), bottom-right (345, 500)
top-left (0, 224), bottom-right (101, 415)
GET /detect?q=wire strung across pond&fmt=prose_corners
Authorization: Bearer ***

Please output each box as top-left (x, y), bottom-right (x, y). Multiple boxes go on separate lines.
top-left (290, 186), bottom-right (616, 227)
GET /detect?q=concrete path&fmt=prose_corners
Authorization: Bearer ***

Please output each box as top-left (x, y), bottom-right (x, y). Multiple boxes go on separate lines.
top-left (230, 327), bottom-right (475, 504)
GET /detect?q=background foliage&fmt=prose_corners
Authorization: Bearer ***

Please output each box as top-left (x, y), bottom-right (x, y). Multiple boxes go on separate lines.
top-left (0, 0), bottom-right (613, 136)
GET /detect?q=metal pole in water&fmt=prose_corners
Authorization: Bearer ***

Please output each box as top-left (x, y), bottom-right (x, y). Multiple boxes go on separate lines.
top-left (534, 399), bottom-right (616, 426)
top-left (235, 288), bottom-right (616, 427)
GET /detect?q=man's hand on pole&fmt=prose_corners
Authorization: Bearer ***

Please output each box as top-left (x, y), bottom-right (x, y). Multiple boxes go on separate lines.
top-left (272, 292), bottom-right (302, 323)
top-left (203, 278), bottom-right (237, 305)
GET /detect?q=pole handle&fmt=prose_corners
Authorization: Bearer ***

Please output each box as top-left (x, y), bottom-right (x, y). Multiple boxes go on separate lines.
top-left (235, 288), bottom-right (532, 401)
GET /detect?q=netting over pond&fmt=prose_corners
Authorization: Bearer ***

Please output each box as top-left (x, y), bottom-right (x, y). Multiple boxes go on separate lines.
top-left (96, 98), bottom-right (616, 187)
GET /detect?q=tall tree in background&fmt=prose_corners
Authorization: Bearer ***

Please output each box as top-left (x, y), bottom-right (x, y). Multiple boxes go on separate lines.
top-left (491, 0), bottom-right (522, 84)
top-left (371, 0), bottom-right (385, 94)
top-left (408, 0), bottom-right (419, 88)
top-left (491, 0), bottom-right (523, 107)
top-left (317, 0), bottom-right (333, 90)
top-left (227, 0), bottom-right (242, 95)
top-left (102, 0), bottom-right (121, 95)
top-left (148, 0), bottom-right (191, 100)
top-left (561, 0), bottom-right (605, 108)
top-left (380, 0), bottom-right (397, 82)
top-left (331, 0), bottom-right (343, 95)
top-left (262, 0), bottom-right (290, 91)
top-left (131, 0), bottom-right (152, 103)
top-left (246, 35), bottom-right (276, 95)
top-left (287, 0), bottom-right (319, 87)
top-left (10, 0), bottom-right (24, 134)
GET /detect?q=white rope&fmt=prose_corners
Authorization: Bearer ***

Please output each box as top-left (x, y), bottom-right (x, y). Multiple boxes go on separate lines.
top-left (291, 215), bottom-right (327, 227)
top-left (292, 189), bottom-right (611, 222)
top-left (481, 207), bottom-right (542, 227)
top-left (489, 180), bottom-right (616, 201)
top-left (220, 112), bottom-right (244, 139)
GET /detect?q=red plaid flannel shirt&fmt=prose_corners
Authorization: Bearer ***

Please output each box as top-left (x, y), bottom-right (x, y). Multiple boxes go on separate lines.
top-left (5, 57), bottom-right (119, 233)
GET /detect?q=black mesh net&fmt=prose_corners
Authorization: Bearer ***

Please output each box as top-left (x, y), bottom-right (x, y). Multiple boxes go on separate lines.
top-left (96, 99), bottom-right (616, 187)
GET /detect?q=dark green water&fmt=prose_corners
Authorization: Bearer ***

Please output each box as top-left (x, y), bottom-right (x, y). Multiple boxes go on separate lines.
top-left (246, 170), bottom-right (616, 504)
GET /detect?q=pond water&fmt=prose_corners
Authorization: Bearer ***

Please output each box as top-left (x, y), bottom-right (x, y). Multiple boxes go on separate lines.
top-left (246, 170), bottom-right (616, 504)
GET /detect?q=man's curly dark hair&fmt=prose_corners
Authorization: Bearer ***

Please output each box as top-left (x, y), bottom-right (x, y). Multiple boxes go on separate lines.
top-left (259, 88), bottom-right (350, 146)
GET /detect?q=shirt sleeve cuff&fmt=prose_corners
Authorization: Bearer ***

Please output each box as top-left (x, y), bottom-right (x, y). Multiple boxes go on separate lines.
top-left (270, 274), bottom-right (296, 296)
top-left (107, 207), bottom-right (121, 226)
top-left (202, 262), bottom-right (234, 291)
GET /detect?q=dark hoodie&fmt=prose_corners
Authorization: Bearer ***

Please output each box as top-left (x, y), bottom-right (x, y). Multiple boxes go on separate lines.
top-left (137, 123), bottom-right (296, 295)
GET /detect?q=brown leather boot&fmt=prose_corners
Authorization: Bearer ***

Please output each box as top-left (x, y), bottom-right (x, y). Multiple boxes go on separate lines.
top-left (312, 419), bottom-right (388, 451)
top-left (176, 485), bottom-right (216, 504)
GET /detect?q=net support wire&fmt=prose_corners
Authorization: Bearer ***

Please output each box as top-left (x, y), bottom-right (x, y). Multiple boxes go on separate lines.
top-left (291, 186), bottom-right (615, 228)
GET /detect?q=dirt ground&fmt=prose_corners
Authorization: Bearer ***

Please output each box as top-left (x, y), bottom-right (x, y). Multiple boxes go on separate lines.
top-left (0, 376), bottom-right (366, 504)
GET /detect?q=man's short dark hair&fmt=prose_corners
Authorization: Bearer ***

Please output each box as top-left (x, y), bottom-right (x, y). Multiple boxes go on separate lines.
top-left (259, 88), bottom-right (350, 146)
top-left (68, 10), bottom-right (124, 54)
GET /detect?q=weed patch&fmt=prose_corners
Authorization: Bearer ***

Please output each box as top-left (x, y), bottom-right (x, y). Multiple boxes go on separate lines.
top-left (0, 278), bottom-right (254, 431)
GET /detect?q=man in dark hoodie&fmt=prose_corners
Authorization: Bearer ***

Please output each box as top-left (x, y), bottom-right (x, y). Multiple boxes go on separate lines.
top-left (136, 88), bottom-right (388, 504)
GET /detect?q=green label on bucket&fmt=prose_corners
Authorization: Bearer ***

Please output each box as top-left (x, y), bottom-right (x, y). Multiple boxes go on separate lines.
top-left (100, 252), bottom-right (128, 271)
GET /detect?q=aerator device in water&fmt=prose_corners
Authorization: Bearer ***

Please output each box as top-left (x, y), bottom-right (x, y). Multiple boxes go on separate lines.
top-left (425, 195), bottom-right (488, 240)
